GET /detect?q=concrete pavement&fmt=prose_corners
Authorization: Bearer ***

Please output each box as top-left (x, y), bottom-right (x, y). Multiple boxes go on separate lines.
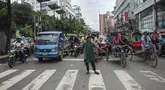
top-left (0, 55), bottom-right (165, 90)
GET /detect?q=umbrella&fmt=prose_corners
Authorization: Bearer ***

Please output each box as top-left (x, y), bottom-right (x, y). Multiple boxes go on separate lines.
top-left (140, 29), bottom-right (154, 33)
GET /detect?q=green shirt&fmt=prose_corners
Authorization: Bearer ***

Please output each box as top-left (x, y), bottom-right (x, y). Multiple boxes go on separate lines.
top-left (84, 42), bottom-right (96, 63)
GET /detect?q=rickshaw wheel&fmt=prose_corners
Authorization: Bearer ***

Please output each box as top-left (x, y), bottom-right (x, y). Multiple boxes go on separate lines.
top-left (150, 46), bottom-right (158, 68)
top-left (120, 52), bottom-right (126, 68)
top-left (127, 46), bottom-right (133, 61)
top-left (151, 55), bottom-right (158, 68)
top-left (106, 50), bottom-right (109, 61)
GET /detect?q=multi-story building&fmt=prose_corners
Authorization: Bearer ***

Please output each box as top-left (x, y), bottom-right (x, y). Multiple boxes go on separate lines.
top-left (99, 11), bottom-right (114, 34)
top-left (134, 0), bottom-right (165, 31)
top-left (73, 5), bottom-right (82, 20)
top-left (99, 14), bottom-right (107, 34)
top-left (23, 0), bottom-right (75, 18)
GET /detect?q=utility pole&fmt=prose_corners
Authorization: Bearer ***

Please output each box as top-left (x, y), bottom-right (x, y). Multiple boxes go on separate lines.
top-left (6, 0), bottom-right (11, 52)
top-left (154, 0), bottom-right (158, 31)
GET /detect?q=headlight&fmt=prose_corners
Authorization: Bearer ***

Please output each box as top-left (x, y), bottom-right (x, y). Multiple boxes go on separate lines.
top-left (51, 48), bottom-right (57, 52)
top-left (74, 45), bottom-right (77, 48)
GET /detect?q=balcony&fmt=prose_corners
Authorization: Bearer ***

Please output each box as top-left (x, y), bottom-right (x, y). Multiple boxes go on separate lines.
top-left (47, 1), bottom-right (60, 10)
top-left (134, 0), bottom-right (160, 15)
top-left (56, 7), bottom-right (66, 14)
top-left (37, 0), bottom-right (50, 3)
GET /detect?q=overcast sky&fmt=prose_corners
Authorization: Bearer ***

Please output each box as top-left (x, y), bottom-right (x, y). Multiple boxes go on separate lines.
top-left (71, 0), bottom-right (116, 31)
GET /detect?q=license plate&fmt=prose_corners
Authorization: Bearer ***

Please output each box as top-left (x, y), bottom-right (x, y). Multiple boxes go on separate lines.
top-left (42, 53), bottom-right (48, 55)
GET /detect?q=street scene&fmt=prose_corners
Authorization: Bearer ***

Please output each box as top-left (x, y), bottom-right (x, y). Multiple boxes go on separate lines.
top-left (0, 0), bottom-right (165, 90)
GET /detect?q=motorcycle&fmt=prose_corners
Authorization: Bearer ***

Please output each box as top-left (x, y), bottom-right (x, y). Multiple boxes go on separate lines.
top-left (8, 43), bottom-right (27, 68)
top-left (73, 43), bottom-right (81, 57)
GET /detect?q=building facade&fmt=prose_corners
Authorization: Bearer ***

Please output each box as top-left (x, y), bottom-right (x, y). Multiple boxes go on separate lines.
top-left (99, 11), bottom-right (114, 34)
top-left (113, 0), bottom-right (136, 29)
top-left (73, 5), bottom-right (82, 20)
top-left (22, 0), bottom-right (75, 18)
top-left (99, 14), bottom-right (107, 34)
top-left (134, 0), bottom-right (165, 31)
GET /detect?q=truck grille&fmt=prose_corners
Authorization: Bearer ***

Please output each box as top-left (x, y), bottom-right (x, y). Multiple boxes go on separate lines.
top-left (39, 49), bottom-right (51, 52)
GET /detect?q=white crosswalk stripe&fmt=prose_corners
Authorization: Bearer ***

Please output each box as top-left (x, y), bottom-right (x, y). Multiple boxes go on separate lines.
top-left (0, 70), bottom-right (35, 90)
top-left (114, 70), bottom-right (144, 90)
top-left (89, 70), bottom-right (106, 90)
top-left (140, 71), bottom-right (165, 83)
top-left (55, 70), bottom-right (78, 90)
top-left (22, 70), bottom-right (56, 90)
top-left (0, 69), bottom-right (18, 79)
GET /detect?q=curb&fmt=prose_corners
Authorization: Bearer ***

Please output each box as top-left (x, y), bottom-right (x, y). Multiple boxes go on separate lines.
top-left (0, 55), bottom-right (9, 64)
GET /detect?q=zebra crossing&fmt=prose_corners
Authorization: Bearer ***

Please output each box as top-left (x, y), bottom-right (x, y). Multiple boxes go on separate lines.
top-left (0, 69), bottom-right (164, 90)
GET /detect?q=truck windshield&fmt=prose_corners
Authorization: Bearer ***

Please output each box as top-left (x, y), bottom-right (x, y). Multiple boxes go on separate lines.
top-left (36, 34), bottom-right (58, 45)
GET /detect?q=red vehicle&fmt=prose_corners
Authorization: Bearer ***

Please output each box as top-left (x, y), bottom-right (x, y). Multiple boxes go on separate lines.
top-left (130, 31), bottom-right (142, 49)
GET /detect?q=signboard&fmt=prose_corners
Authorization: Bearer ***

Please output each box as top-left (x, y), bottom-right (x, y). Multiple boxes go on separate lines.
top-left (125, 12), bottom-right (128, 21)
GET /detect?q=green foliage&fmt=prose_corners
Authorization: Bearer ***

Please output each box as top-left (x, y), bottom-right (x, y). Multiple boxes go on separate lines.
top-left (0, 1), bottom-right (87, 36)
top-left (17, 24), bottom-right (33, 37)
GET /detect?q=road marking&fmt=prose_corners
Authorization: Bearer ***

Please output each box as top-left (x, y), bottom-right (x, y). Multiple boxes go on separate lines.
top-left (104, 58), bottom-right (120, 61)
top-left (89, 70), bottom-right (106, 90)
top-left (140, 71), bottom-right (165, 83)
top-left (55, 70), bottom-right (78, 90)
top-left (27, 58), bottom-right (84, 61)
top-left (63, 59), bottom-right (84, 61)
top-left (22, 70), bottom-right (56, 90)
top-left (0, 69), bottom-right (18, 79)
top-left (0, 70), bottom-right (35, 90)
top-left (114, 70), bottom-right (144, 90)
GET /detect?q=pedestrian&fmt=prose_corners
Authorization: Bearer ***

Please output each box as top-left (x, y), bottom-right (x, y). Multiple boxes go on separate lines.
top-left (84, 36), bottom-right (99, 75)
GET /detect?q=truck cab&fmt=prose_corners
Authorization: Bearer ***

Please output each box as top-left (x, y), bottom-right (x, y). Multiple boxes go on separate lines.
top-left (34, 31), bottom-right (64, 62)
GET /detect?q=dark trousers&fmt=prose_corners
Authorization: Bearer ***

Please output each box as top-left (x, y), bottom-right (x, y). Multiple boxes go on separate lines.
top-left (85, 60), bottom-right (96, 72)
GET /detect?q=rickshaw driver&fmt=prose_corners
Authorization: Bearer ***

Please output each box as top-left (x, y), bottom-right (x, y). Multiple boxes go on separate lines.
top-left (141, 32), bottom-right (152, 52)
top-left (112, 32), bottom-right (122, 56)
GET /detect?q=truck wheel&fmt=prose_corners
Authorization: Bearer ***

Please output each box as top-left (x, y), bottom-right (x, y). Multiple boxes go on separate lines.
top-left (38, 58), bottom-right (43, 62)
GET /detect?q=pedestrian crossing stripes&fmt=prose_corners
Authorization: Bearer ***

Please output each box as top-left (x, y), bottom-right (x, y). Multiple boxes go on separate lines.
top-left (114, 70), bottom-right (144, 90)
top-left (0, 69), bottom-right (164, 90)
top-left (22, 70), bottom-right (56, 90)
top-left (55, 70), bottom-right (78, 90)
top-left (89, 70), bottom-right (106, 90)
top-left (0, 70), bottom-right (35, 90)
top-left (140, 71), bottom-right (165, 83)
top-left (0, 70), bottom-right (18, 79)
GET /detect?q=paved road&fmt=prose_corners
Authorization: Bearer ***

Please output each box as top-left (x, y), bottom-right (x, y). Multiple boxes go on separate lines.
top-left (0, 54), bottom-right (165, 90)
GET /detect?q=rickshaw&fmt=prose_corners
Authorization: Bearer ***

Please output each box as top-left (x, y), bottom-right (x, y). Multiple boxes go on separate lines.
top-left (106, 32), bottom-right (128, 68)
top-left (129, 29), bottom-right (158, 68)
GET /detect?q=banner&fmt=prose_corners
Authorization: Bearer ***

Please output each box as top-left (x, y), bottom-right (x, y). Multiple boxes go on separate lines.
top-left (125, 12), bottom-right (128, 21)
